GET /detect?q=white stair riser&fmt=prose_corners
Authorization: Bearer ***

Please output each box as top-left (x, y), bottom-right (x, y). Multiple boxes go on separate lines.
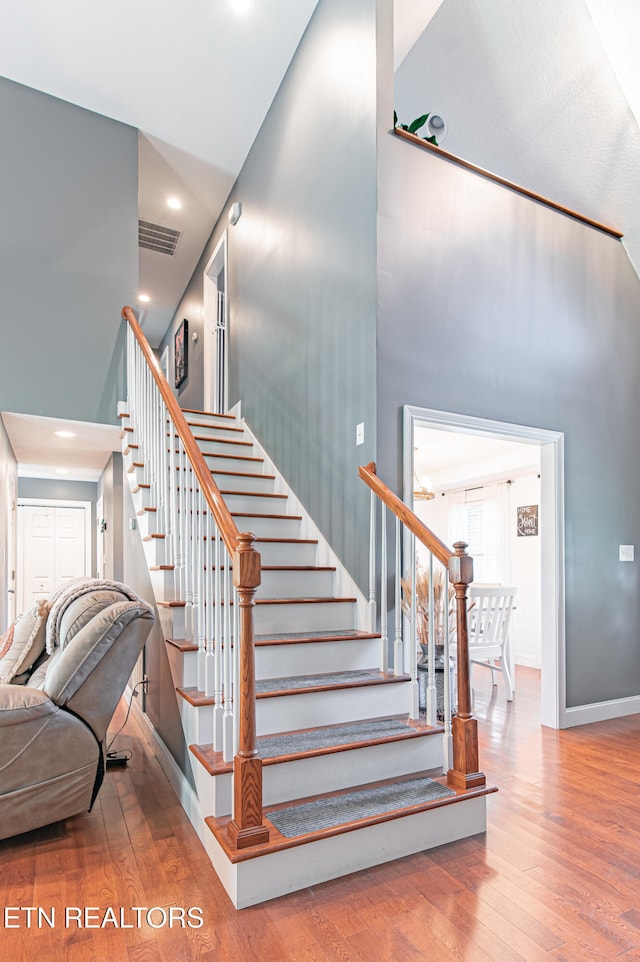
top-left (158, 605), bottom-right (186, 638)
top-left (149, 568), bottom-right (177, 603)
top-left (255, 638), bottom-right (378, 679)
top-left (232, 515), bottom-right (301, 539)
top-left (195, 735), bottom-right (444, 818)
top-left (178, 697), bottom-right (213, 745)
top-left (256, 681), bottom-right (409, 735)
top-left (127, 464), bottom-right (147, 487)
top-left (257, 568), bottom-right (335, 599)
top-left (202, 453), bottom-right (266, 473)
top-left (254, 541), bottom-right (318, 566)
top-left (166, 645), bottom-right (198, 689)
top-left (136, 509), bottom-right (161, 538)
top-left (210, 472), bottom-right (276, 494)
top-left (180, 438), bottom-right (255, 457)
top-left (142, 537), bottom-right (167, 566)
top-left (184, 413), bottom-right (240, 430)
top-left (221, 493), bottom-right (289, 514)
top-left (205, 795), bottom-right (488, 909)
top-left (253, 601), bottom-right (354, 635)
top-left (132, 486), bottom-right (153, 510)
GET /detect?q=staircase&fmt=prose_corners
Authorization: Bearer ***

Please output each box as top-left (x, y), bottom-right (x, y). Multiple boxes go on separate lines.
top-left (121, 306), bottom-right (494, 908)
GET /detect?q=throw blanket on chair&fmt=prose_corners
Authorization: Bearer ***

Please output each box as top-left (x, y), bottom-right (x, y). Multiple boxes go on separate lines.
top-left (45, 578), bottom-right (144, 653)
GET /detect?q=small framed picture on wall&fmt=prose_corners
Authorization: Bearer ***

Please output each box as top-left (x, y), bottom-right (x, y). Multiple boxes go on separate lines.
top-left (175, 319), bottom-right (188, 388)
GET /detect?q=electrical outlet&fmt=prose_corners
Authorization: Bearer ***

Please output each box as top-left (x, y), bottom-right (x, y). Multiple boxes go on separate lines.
top-left (356, 422), bottom-right (364, 446)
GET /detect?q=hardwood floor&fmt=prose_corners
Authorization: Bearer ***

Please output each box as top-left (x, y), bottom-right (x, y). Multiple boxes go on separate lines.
top-left (3, 667), bottom-right (640, 960)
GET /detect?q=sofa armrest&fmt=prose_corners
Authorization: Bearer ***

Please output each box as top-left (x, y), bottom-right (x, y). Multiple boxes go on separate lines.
top-left (0, 685), bottom-right (57, 727)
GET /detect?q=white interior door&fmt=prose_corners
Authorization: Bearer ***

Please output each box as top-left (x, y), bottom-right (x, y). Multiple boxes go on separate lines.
top-left (203, 232), bottom-right (228, 413)
top-left (18, 503), bottom-right (89, 612)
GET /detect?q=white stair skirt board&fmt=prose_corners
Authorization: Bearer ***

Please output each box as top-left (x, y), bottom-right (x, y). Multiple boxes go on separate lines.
top-left (204, 795), bottom-right (488, 909)
top-left (255, 637), bottom-right (379, 679)
top-left (256, 681), bottom-right (409, 735)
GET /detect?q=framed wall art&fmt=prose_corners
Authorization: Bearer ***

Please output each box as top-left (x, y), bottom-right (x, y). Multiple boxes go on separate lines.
top-left (175, 319), bottom-right (188, 388)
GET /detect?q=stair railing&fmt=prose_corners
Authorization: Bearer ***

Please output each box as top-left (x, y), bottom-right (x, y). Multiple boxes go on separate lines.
top-left (359, 462), bottom-right (485, 790)
top-left (123, 307), bottom-right (269, 849)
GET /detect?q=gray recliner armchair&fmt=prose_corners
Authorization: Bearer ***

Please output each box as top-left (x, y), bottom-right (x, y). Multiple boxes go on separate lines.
top-left (0, 581), bottom-right (155, 840)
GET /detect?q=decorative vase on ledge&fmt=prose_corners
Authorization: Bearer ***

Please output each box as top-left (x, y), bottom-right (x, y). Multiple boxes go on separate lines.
top-left (417, 643), bottom-right (457, 719)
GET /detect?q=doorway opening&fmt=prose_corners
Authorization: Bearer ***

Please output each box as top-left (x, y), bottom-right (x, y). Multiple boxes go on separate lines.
top-left (403, 406), bottom-right (565, 729)
top-left (203, 232), bottom-right (228, 414)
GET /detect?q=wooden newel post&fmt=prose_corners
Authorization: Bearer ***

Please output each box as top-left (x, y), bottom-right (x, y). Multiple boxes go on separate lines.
top-left (227, 532), bottom-right (270, 850)
top-left (447, 541), bottom-right (486, 791)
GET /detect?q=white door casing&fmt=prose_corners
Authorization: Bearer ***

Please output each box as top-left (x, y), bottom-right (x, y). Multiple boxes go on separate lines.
top-left (17, 499), bottom-right (91, 613)
top-left (203, 231), bottom-right (228, 414)
top-left (403, 405), bottom-right (565, 730)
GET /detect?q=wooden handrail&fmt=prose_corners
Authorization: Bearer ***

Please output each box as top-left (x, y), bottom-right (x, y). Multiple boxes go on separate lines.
top-left (393, 127), bottom-right (623, 240)
top-left (359, 462), bottom-right (452, 568)
top-left (359, 461), bottom-right (485, 790)
top-left (122, 306), bottom-right (240, 557)
top-left (123, 306), bottom-right (269, 849)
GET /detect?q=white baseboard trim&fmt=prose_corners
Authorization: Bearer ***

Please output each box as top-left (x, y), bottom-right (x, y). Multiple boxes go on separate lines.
top-left (514, 654), bottom-right (541, 669)
top-left (128, 690), bottom-right (204, 840)
top-left (563, 694), bottom-right (640, 728)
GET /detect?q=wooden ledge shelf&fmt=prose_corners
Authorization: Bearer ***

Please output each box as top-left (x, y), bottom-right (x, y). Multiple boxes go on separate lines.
top-left (393, 127), bottom-right (623, 239)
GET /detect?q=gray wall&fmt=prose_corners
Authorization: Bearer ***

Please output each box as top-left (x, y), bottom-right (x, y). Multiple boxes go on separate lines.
top-left (377, 131), bottom-right (640, 709)
top-left (164, 0), bottom-right (385, 589)
top-left (0, 422), bottom-right (17, 631)
top-left (0, 77), bottom-right (138, 425)
top-left (98, 454), bottom-right (124, 582)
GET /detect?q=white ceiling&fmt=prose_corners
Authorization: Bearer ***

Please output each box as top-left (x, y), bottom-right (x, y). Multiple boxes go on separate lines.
top-left (414, 426), bottom-right (539, 492)
top-left (2, 413), bottom-right (121, 483)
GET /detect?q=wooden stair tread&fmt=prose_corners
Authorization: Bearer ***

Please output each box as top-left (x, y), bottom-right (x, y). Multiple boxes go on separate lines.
top-left (157, 600), bottom-right (186, 608)
top-left (172, 420), bottom-right (243, 434)
top-left (256, 596), bottom-right (356, 605)
top-left (142, 533), bottom-right (165, 540)
top-left (211, 469), bottom-right (276, 480)
top-left (169, 434), bottom-right (253, 448)
top-left (150, 565), bottom-right (174, 571)
top-left (220, 490), bottom-right (287, 499)
top-left (201, 451), bottom-right (264, 463)
top-left (232, 511), bottom-right (302, 520)
top-left (256, 537), bottom-right (318, 545)
top-left (260, 565), bottom-right (336, 572)
top-left (206, 773), bottom-right (496, 863)
top-left (254, 629), bottom-right (379, 646)
top-left (182, 407), bottom-right (236, 419)
top-left (256, 669), bottom-right (409, 698)
top-left (166, 638), bottom-right (198, 652)
top-left (190, 714), bottom-right (442, 775)
top-left (176, 686), bottom-right (215, 707)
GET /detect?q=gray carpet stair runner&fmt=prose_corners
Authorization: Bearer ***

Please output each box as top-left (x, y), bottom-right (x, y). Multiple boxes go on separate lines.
top-left (257, 718), bottom-right (415, 759)
top-left (267, 776), bottom-right (455, 839)
top-left (256, 669), bottom-right (400, 695)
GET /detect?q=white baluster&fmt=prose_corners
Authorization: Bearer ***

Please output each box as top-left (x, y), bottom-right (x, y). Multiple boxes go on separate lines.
top-left (369, 490), bottom-right (376, 633)
top-left (213, 527), bottom-right (224, 750)
top-left (223, 558), bottom-right (234, 762)
top-left (205, 510), bottom-right (215, 698)
top-left (196, 493), bottom-right (205, 692)
top-left (393, 517), bottom-right (403, 676)
top-left (409, 534), bottom-right (419, 719)
top-left (380, 505), bottom-right (388, 672)
top-left (426, 552), bottom-right (437, 726)
top-left (443, 566), bottom-right (453, 770)
top-left (184, 464), bottom-right (193, 641)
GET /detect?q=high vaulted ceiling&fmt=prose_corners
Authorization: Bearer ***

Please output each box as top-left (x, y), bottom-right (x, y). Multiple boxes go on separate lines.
top-left (3, 0), bottom-right (640, 480)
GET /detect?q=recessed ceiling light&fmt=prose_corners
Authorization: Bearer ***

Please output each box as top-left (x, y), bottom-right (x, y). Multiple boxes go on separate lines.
top-left (232, 0), bottom-right (251, 13)
top-left (55, 430), bottom-right (77, 439)
top-left (167, 197), bottom-right (182, 210)
top-left (138, 293), bottom-right (151, 303)
top-left (56, 468), bottom-right (69, 475)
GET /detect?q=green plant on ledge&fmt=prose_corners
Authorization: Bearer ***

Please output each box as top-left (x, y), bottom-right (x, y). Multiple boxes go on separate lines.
top-left (394, 110), bottom-right (440, 146)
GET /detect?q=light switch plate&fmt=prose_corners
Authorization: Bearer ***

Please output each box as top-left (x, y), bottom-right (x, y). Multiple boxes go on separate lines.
top-left (620, 544), bottom-right (634, 562)
top-left (356, 422), bottom-right (364, 446)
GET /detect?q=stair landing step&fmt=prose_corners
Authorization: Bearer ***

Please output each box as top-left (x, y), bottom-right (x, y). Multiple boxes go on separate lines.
top-left (206, 772), bottom-right (495, 863)
top-left (256, 669), bottom-right (409, 698)
top-left (254, 629), bottom-right (377, 646)
top-left (191, 714), bottom-right (442, 775)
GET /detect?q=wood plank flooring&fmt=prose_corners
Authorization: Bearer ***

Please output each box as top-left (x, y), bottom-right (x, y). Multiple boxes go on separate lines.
top-left (3, 667), bottom-right (640, 960)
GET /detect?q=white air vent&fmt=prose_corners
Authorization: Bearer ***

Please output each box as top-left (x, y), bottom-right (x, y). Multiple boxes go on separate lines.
top-left (138, 220), bottom-right (181, 255)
